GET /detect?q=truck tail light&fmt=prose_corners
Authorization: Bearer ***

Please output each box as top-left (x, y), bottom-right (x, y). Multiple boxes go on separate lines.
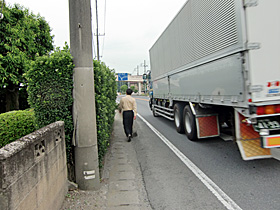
top-left (276, 105), bottom-right (280, 113)
top-left (265, 105), bottom-right (275, 114)
top-left (256, 106), bottom-right (265, 115)
top-left (256, 105), bottom-right (280, 115)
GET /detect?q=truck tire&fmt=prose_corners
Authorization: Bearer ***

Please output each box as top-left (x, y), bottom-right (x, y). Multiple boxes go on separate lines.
top-left (174, 103), bottom-right (184, 133)
top-left (183, 105), bottom-right (198, 140)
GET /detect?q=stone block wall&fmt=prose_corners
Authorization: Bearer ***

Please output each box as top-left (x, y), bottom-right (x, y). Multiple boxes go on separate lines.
top-left (0, 121), bottom-right (68, 210)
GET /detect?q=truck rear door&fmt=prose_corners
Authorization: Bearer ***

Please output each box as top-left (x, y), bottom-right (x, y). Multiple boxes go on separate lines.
top-left (246, 0), bottom-right (280, 103)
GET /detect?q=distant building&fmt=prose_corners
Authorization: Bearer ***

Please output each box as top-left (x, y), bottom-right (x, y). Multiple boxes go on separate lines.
top-left (116, 73), bottom-right (147, 94)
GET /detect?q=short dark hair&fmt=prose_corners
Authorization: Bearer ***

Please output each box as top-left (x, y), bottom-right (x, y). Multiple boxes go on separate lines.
top-left (126, 88), bottom-right (133, 95)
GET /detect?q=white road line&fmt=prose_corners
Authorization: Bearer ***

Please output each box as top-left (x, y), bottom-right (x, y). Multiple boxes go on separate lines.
top-left (138, 114), bottom-right (242, 210)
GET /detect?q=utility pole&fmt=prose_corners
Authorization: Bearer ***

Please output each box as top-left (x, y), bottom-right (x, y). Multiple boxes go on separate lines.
top-left (142, 60), bottom-right (148, 74)
top-left (141, 60), bottom-right (148, 93)
top-left (69, 0), bottom-right (100, 190)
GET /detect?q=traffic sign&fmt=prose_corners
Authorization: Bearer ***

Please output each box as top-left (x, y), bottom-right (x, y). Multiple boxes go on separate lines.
top-left (118, 73), bottom-right (128, 81)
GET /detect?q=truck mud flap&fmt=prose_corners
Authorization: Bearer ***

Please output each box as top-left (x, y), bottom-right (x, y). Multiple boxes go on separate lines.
top-left (235, 111), bottom-right (272, 160)
top-left (196, 115), bottom-right (219, 138)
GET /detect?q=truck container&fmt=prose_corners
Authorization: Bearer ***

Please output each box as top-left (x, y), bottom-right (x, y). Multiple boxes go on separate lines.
top-left (149, 0), bottom-right (280, 160)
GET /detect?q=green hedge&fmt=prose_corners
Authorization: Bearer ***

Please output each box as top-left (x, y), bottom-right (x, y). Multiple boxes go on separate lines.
top-left (94, 60), bottom-right (117, 166)
top-left (27, 46), bottom-right (74, 163)
top-left (0, 109), bottom-right (35, 148)
top-left (26, 46), bottom-right (117, 173)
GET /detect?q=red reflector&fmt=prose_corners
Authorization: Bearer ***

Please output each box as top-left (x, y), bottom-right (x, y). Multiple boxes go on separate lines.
top-left (257, 106), bottom-right (265, 115)
top-left (276, 105), bottom-right (280, 113)
top-left (267, 82), bottom-right (271, 87)
top-left (262, 135), bottom-right (280, 148)
top-left (248, 99), bottom-right (252, 103)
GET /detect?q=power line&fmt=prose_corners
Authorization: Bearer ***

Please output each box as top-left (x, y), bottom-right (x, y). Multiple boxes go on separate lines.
top-left (92, 24), bottom-right (97, 59)
top-left (92, 0), bottom-right (106, 60)
top-left (103, 0), bottom-right (106, 34)
top-left (95, 0), bottom-right (100, 60)
top-left (100, 0), bottom-right (106, 58)
top-left (91, 1), bottom-right (97, 59)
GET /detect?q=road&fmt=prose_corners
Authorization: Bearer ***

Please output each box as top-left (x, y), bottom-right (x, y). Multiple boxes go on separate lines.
top-left (118, 95), bottom-right (280, 210)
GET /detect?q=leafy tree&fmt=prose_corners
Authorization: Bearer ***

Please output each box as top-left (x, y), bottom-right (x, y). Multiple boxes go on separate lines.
top-left (130, 85), bottom-right (138, 94)
top-left (120, 84), bottom-right (128, 94)
top-left (0, 3), bottom-right (54, 112)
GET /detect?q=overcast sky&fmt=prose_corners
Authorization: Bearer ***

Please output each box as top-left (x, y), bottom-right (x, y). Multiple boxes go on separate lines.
top-left (7, 0), bottom-right (186, 74)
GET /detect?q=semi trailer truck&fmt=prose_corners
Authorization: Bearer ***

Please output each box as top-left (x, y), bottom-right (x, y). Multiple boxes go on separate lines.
top-left (149, 0), bottom-right (280, 160)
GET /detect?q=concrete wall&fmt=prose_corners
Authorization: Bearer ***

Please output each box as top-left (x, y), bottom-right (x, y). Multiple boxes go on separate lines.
top-left (0, 121), bottom-right (68, 210)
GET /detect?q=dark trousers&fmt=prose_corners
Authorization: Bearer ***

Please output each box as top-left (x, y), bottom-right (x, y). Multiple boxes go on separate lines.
top-left (123, 110), bottom-right (134, 137)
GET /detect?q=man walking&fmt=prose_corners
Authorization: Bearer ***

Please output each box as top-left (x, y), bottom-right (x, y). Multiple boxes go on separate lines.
top-left (118, 88), bottom-right (137, 142)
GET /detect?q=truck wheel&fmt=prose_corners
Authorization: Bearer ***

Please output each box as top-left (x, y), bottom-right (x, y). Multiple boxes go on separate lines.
top-left (183, 105), bottom-right (197, 140)
top-left (174, 103), bottom-right (184, 133)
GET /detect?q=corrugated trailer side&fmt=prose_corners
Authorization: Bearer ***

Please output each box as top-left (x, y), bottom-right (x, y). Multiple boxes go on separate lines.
top-left (149, 0), bottom-right (247, 107)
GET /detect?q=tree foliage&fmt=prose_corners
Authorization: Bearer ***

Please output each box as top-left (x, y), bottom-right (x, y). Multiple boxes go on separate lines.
top-left (0, 3), bottom-right (54, 112)
top-left (120, 84), bottom-right (128, 94)
top-left (130, 85), bottom-right (138, 94)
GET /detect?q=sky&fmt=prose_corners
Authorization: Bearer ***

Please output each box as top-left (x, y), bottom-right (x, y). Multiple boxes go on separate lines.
top-left (6, 0), bottom-right (187, 75)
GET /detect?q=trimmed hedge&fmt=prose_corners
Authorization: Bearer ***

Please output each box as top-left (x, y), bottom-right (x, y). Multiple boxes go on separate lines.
top-left (26, 46), bottom-right (117, 173)
top-left (27, 46), bottom-right (74, 163)
top-left (0, 109), bottom-right (35, 148)
top-left (94, 60), bottom-right (117, 166)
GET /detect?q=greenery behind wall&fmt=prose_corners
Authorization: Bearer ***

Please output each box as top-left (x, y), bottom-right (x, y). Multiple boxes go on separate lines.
top-left (0, 109), bottom-right (36, 148)
top-left (1, 49), bottom-right (117, 180)
top-left (0, 2), bottom-right (117, 180)
top-left (27, 46), bottom-right (75, 179)
top-left (26, 48), bottom-right (117, 177)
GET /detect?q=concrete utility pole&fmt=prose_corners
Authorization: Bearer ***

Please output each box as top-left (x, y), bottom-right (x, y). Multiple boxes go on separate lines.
top-left (142, 60), bottom-right (148, 74)
top-left (69, 0), bottom-right (100, 190)
top-left (141, 60), bottom-right (148, 93)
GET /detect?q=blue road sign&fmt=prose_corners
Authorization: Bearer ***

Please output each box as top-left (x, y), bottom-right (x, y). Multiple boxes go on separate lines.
top-left (118, 73), bottom-right (128, 81)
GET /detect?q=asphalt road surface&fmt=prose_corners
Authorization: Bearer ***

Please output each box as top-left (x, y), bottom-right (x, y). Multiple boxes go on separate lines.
top-left (118, 95), bottom-right (280, 210)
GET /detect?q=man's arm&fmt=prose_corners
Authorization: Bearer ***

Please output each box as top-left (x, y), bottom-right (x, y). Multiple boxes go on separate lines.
top-left (133, 99), bottom-right (137, 120)
top-left (118, 99), bottom-right (123, 113)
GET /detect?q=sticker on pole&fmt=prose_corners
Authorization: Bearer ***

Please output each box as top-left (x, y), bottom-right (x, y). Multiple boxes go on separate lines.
top-left (83, 170), bottom-right (96, 180)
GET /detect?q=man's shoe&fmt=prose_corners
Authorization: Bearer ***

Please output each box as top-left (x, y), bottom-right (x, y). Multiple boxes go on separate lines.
top-left (132, 131), bottom-right (138, 138)
top-left (128, 134), bottom-right (132, 142)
